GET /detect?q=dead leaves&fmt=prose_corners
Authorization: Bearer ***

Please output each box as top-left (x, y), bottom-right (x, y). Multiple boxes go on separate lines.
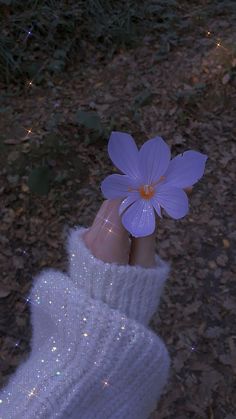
top-left (0, 8), bottom-right (236, 419)
top-left (0, 287), bottom-right (11, 298)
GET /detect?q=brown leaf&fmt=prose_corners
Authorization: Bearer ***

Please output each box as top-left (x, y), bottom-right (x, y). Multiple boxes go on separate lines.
top-left (21, 143), bottom-right (31, 153)
top-left (222, 73), bottom-right (231, 85)
top-left (184, 301), bottom-right (202, 315)
top-left (4, 139), bottom-right (19, 145)
top-left (0, 288), bottom-right (11, 298)
top-left (7, 150), bottom-right (20, 163)
top-left (201, 368), bottom-right (224, 390)
top-left (47, 238), bottom-right (59, 249)
top-left (21, 184), bottom-right (29, 193)
top-left (218, 353), bottom-right (233, 366)
top-left (204, 326), bottom-right (223, 339)
top-left (216, 253), bottom-right (228, 267)
top-left (222, 238), bottom-right (230, 248)
top-left (12, 255), bottom-right (24, 269)
top-left (222, 297), bottom-right (235, 312)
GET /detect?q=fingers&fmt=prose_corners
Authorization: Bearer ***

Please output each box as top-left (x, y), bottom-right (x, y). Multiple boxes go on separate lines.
top-left (128, 186), bottom-right (193, 268)
top-left (83, 187), bottom-right (193, 268)
top-left (128, 233), bottom-right (157, 268)
top-left (83, 198), bottom-right (131, 265)
top-left (128, 215), bottom-right (158, 269)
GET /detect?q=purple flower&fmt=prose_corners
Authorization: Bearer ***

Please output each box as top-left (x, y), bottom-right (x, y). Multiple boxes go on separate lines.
top-left (101, 132), bottom-right (208, 237)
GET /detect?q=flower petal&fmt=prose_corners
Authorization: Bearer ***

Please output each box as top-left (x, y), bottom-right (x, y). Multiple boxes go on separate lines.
top-left (150, 196), bottom-right (162, 218)
top-left (163, 150), bottom-right (208, 188)
top-left (101, 174), bottom-right (139, 199)
top-left (138, 136), bottom-right (171, 185)
top-left (155, 185), bottom-right (189, 219)
top-left (118, 191), bottom-right (140, 216)
top-left (108, 131), bottom-right (140, 179)
top-left (121, 199), bottom-right (156, 238)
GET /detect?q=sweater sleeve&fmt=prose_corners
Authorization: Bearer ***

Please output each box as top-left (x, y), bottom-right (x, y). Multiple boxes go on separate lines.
top-left (66, 226), bottom-right (170, 326)
top-left (0, 226), bottom-right (171, 419)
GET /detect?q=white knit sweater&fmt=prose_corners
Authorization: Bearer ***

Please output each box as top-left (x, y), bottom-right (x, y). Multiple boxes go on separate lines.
top-left (0, 226), bottom-right (171, 419)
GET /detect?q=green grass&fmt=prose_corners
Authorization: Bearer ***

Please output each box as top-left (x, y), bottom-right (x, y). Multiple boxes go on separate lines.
top-left (0, 0), bottom-right (183, 85)
top-left (0, 0), bottom-right (235, 86)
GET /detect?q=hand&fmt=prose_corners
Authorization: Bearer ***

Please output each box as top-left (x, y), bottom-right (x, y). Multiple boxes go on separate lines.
top-left (83, 187), bottom-right (193, 268)
top-left (83, 198), bottom-right (131, 266)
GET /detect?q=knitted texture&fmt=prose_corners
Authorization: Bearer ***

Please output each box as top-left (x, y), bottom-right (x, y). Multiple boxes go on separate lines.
top-left (67, 227), bottom-right (171, 326)
top-left (0, 226), bottom-right (171, 419)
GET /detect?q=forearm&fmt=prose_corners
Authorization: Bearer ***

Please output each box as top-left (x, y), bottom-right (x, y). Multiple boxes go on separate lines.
top-left (0, 262), bottom-right (170, 419)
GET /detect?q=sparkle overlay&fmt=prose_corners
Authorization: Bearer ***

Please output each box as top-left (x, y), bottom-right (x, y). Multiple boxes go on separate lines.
top-left (67, 226), bottom-right (170, 326)
top-left (0, 17), bottom-right (230, 417)
top-left (101, 133), bottom-right (208, 237)
top-left (0, 226), bottom-right (171, 418)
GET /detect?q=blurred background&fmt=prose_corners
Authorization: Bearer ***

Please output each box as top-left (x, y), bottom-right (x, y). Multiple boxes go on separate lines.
top-left (0, 1), bottom-right (235, 418)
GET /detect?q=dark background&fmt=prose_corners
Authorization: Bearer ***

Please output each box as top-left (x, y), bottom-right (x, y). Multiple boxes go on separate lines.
top-left (0, 1), bottom-right (235, 418)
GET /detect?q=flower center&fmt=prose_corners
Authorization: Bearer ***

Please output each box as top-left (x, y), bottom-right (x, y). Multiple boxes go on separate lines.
top-left (139, 184), bottom-right (155, 199)
top-left (128, 176), bottom-right (166, 199)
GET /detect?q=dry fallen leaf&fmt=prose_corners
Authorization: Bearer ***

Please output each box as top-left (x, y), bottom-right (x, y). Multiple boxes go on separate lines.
top-left (21, 184), bottom-right (30, 193)
top-left (7, 150), bottom-right (20, 163)
top-left (4, 139), bottom-right (19, 145)
top-left (0, 288), bottom-right (11, 298)
top-left (222, 238), bottom-right (230, 248)
top-left (222, 73), bottom-right (231, 85)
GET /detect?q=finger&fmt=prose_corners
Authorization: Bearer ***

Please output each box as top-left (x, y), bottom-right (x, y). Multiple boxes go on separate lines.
top-left (129, 214), bottom-right (158, 269)
top-left (129, 187), bottom-right (193, 268)
top-left (83, 198), bottom-right (131, 265)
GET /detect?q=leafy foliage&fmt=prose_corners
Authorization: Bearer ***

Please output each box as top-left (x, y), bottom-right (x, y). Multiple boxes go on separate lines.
top-left (28, 166), bottom-right (51, 195)
top-left (0, 0), bottom-right (81, 84)
top-left (0, 0), bottom-right (184, 85)
top-left (75, 110), bottom-right (103, 133)
top-left (1, 0), bottom-right (235, 85)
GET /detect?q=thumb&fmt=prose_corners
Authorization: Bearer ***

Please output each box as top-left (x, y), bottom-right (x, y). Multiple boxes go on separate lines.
top-left (83, 198), bottom-right (131, 265)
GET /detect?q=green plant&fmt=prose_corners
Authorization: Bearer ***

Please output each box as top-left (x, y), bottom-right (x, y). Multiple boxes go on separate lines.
top-left (1, 0), bottom-right (235, 86)
top-left (0, 0), bottom-right (82, 84)
top-left (0, 0), bottom-right (183, 85)
top-left (28, 165), bottom-right (51, 195)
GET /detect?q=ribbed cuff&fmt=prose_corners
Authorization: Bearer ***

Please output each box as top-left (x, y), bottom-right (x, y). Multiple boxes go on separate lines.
top-left (0, 269), bottom-right (170, 419)
top-left (66, 226), bottom-right (170, 326)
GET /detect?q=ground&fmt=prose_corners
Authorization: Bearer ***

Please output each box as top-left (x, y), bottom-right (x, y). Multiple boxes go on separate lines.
top-left (0, 4), bottom-right (235, 419)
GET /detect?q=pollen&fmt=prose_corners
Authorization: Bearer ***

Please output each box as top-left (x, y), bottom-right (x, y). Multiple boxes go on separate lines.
top-left (128, 176), bottom-right (165, 197)
top-left (139, 184), bottom-right (155, 199)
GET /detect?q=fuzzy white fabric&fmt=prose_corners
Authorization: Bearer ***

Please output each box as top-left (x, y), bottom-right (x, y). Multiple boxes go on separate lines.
top-left (0, 226), bottom-right (171, 419)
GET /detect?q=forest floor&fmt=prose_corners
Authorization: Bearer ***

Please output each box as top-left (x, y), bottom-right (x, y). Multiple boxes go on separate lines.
top-left (0, 3), bottom-right (236, 419)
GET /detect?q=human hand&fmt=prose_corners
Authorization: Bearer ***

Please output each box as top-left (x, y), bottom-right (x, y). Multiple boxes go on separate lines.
top-left (83, 198), bottom-right (131, 266)
top-left (83, 187), bottom-right (193, 268)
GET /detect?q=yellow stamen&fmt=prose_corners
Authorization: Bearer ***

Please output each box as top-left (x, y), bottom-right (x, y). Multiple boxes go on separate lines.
top-left (139, 184), bottom-right (155, 199)
top-left (127, 176), bottom-right (165, 199)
